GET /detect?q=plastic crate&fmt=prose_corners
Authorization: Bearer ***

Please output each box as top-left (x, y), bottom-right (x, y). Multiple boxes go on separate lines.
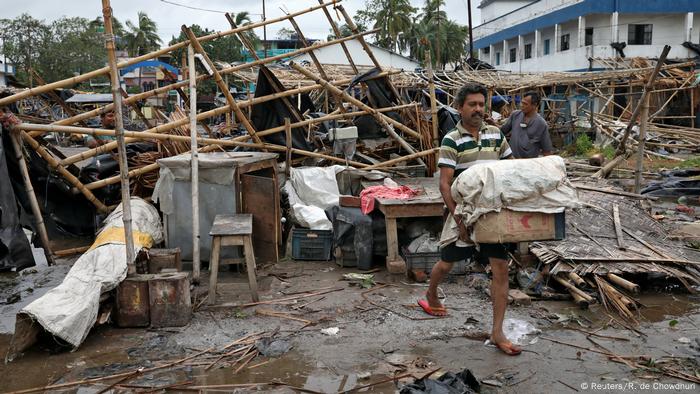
top-left (292, 228), bottom-right (333, 261)
top-left (402, 247), bottom-right (467, 276)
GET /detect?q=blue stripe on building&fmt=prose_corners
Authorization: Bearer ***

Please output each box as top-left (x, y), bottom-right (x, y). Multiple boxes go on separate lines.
top-left (474, 0), bottom-right (700, 50)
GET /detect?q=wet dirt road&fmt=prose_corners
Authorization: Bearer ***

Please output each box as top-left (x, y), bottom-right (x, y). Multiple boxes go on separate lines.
top-left (1, 262), bottom-right (698, 393)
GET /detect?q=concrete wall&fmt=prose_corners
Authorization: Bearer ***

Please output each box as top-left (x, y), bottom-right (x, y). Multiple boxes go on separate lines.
top-left (475, 0), bottom-right (585, 41)
top-left (479, 12), bottom-right (696, 72)
top-left (480, 0), bottom-right (533, 24)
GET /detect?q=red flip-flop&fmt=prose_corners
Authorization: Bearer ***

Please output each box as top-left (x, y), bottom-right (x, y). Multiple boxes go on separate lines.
top-left (417, 299), bottom-right (448, 316)
top-left (493, 341), bottom-right (522, 356)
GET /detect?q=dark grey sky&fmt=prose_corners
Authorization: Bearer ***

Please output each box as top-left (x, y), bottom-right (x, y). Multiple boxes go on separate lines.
top-left (3, 0), bottom-right (480, 45)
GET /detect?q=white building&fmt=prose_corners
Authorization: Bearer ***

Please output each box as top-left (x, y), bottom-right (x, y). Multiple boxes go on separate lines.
top-left (0, 61), bottom-right (15, 87)
top-left (289, 40), bottom-right (420, 71)
top-left (473, 0), bottom-right (700, 72)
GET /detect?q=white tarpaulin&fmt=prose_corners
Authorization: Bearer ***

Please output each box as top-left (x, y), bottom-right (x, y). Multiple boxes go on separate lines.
top-left (17, 198), bottom-right (163, 348)
top-left (441, 156), bottom-right (581, 246)
top-left (286, 166), bottom-right (345, 230)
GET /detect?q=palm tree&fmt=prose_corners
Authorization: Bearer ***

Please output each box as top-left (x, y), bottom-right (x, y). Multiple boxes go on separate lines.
top-left (123, 12), bottom-right (161, 56)
top-left (372, 0), bottom-right (416, 53)
top-left (229, 11), bottom-right (260, 56)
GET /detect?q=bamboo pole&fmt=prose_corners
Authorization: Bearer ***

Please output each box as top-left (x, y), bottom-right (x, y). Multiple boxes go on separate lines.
top-left (316, 0), bottom-right (358, 73)
top-left (606, 273), bottom-right (640, 294)
top-left (284, 118), bottom-right (292, 178)
top-left (554, 275), bottom-right (595, 304)
top-left (29, 69), bottom-right (89, 128)
top-left (187, 44), bottom-right (201, 283)
top-left (0, 1), bottom-right (345, 108)
top-left (289, 62), bottom-right (425, 166)
top-left (9, 131), bottom-right (54, 264)
top-left (285, 15), bottom-right (345, 113)
top-left (27, 27), bottom-right (378, 140)
top-left (17, 124), bottom-right (370, 171)
top-left (426, 51), bottom-right (439, 169)
top-left (103, 0), bottom-right (135, 274)
top-left (183, 26), bottom-right (263, 145)
top-left (363, 148), bottom-right (440, 170)
top-left (615, 45), bottom-right (671, 155)
top-left (634, 94), bottom-right (649, 194)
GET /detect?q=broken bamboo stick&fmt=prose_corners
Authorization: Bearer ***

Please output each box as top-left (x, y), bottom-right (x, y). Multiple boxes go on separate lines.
top-left (553, 276), bottom-right (595, 304)
top-left (606, 273), bottom-right (640, 294)
top-left (612, 204), bottom-right (627, 251)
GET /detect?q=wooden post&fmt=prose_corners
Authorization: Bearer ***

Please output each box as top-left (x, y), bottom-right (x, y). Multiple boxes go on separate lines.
top-left (9, 131), bottom-right (54, 265)
top-left (188, 44), bottom-right (201, 283)
top-left (634, 94), bottom-right (649, 194)
top-left (426, 51), bottom-right (439, 170)
top-left (102, 0), bottom-right (135, 274)
top-left (284, 118), bottom-right (292, 178)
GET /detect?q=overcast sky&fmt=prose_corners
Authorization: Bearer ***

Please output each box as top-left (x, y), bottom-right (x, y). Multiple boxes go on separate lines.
top-left (3, 0), bottom-right (481, 46)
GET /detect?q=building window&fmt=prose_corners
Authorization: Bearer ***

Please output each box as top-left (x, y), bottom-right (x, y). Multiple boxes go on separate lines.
top-left (524, 43), bottom-right (532, 59)
top-left (585, 28), bottom-right (593, 46)
top-left (544, 39), bottom-right (550, 55)
top-left (509, 47), bottom-right (516, 62)
top-left (561, 34), bottom-right (570, 51)
top-left (628, 24), bottom-right (652, 45)
top-left (483, 47), bottom-right (490, 54)
top-left (496, 52), bottom-right (501, 65)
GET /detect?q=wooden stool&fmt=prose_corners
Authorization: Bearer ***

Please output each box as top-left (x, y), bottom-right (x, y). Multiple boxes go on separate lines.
top-left (208, 214), bottom-right (259, 304)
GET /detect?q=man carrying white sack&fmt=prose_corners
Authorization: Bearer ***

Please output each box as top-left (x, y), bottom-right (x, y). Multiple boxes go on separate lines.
top-left (417, 82), bottom-right (521, 356)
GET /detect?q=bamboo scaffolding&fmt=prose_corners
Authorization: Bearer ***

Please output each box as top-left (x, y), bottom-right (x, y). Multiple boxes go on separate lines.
top-left (0, 1), bottom-right (345, 108)
top-left (289, 62), bottom-right (425, 167)
top-left (183, 26), bottom-right (263, 145)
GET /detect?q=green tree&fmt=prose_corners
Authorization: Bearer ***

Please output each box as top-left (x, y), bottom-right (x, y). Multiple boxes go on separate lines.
top-left (369, 0), bottom-right (416, 53)
top-left (0, 14), bottom-right (50, 85)
top-left (39, 17), bottom-right (106, 82)
top-left (90, 16), bottom-right (127, 51)
top-left (123, 11), bottom-right (162, 56)
top-left (276, 27), bottom-right (296, 40)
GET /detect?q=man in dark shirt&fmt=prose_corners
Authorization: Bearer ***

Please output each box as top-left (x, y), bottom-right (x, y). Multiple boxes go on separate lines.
top-left (500, 91), bottom-right (553, 158)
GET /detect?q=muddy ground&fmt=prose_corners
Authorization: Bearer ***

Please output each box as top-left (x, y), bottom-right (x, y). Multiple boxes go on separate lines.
top-left (1, 258), bottom-right (699, 393)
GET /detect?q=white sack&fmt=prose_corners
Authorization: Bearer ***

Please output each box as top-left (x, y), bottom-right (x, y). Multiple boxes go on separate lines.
top-left (441, 156), bottom-right (581, 246)
top-left (19, 198), bottom-right (163, 348)
top-left (290, 166), bottom-right (344, 210)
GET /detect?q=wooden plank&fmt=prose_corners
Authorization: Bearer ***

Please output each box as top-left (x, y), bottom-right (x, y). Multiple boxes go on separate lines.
top-left (612, 204), bottom-right (626, 250)
top-left (379, 203), bottom-right (444, 218)
top-left (385, 217), bottom-right (400, 261)
top-left (240, 174), bottom-right (279, 264)
top-left (210, 214), bottom-right (253, 236)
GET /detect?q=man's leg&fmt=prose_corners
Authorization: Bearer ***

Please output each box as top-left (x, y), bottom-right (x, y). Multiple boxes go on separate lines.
top-left (489, 257), bottom-right (509, 344)
top-left (426, 260), bottom-right (454, 310)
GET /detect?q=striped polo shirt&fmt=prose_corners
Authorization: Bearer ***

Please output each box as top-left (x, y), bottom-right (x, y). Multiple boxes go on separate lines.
top-left (438, 121), bottom-right (512, 176)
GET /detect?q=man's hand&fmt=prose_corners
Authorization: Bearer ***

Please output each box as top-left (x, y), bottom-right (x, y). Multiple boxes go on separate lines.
top-left (456, 216), bottom-right (471, 241)
top-left (484, 114), bottom-right (498, 126)
top-left (0, 112), bottom-right (21, 131)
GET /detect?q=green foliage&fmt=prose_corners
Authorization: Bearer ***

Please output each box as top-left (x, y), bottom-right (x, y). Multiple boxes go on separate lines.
top-left (326, 22), bottom-right (366, 41)
top-left (356, 0), bottom-right (469, 68)
top-left (575, 133), bottom-right (594, 156)
top-left (678, 157), bottom-right (700, 168)
top-left (123, 11), bottom-right (162, 56)
top-left (601, 145), bottom-right (616, 159)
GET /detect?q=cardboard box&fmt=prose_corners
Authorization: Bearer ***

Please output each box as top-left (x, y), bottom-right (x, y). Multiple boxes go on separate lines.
top-left (472, 209), bottom-right (565, 243)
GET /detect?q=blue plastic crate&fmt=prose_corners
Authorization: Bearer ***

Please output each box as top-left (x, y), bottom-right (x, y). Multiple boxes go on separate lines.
top-left (292, 228), bottom-right (333, 261)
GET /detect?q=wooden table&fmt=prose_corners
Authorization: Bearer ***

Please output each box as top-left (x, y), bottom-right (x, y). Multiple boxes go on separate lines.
top-left (362, 177), bottom-right (444, 272)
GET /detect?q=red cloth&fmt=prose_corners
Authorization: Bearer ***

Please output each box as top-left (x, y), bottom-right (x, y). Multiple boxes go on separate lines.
top-left (359, 185), bottom-right (420, 214)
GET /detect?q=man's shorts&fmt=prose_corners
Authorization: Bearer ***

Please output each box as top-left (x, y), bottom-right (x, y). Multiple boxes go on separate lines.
top-left (440, 242), bottom-right (515, 264)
